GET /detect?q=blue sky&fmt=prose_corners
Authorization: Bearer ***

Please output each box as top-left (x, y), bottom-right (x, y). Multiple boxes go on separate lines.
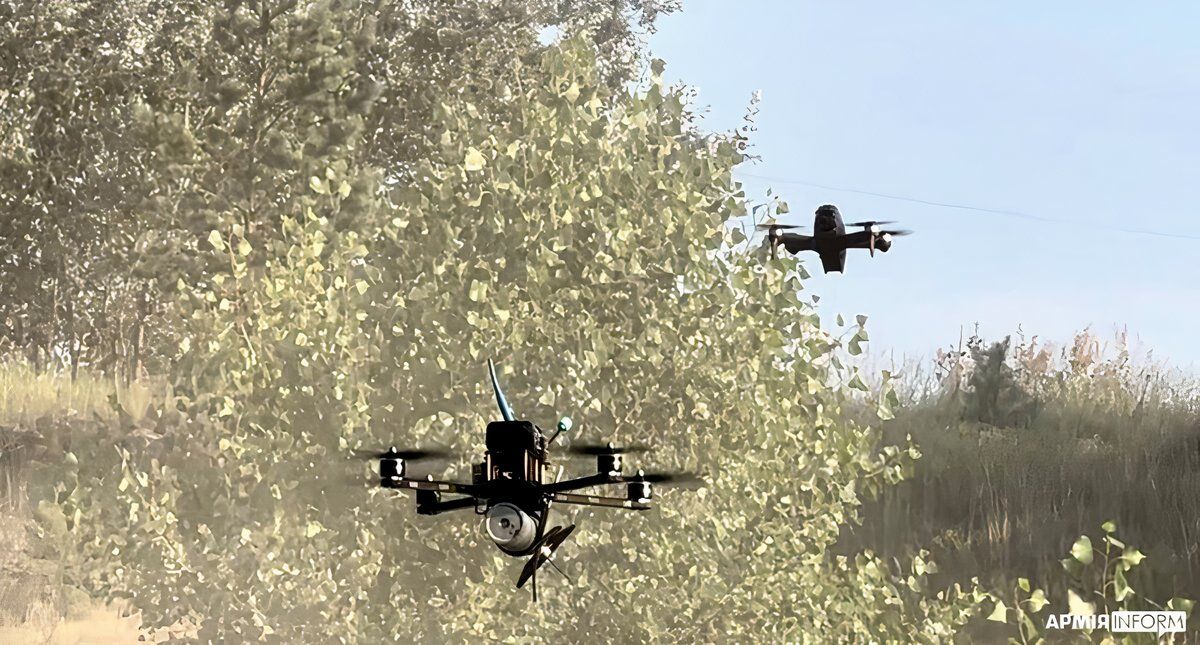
top-left (648, 2), bottom-right (1199, 371)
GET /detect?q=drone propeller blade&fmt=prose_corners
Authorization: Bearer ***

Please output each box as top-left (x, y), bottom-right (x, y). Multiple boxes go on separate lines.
top-left (547, 558), bottom-right (571, 583)
top-left (350, 447), bottom-right (451, 461)
top-left (629, 471), bottom-right (705, 489)
top-left (546, 523), bottom-right (576, 550)
top-left (845, 220), bottom-right (897, 227)
top-left (517, 505), bottom-right (557, 599)
top-left (342, 474), bottom-right (387, 488)
top-left (488, 359), bottom-right (516, 422)
top-left (516, 551), bottom-right (541, 589)
top-left (879, 229), bottom-right (913, 236)
top-left (566, 442), bottom-right (651, 456)
top-left (516, 522), bottom-right (577, 602)
top-left (755, 223), bottom-right (805, 231)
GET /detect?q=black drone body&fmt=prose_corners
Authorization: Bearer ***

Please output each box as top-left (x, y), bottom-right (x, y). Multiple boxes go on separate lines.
top-left (363, 360), bottom-right (697, 601)
top-left (760, 204), bottom-right (912, 273)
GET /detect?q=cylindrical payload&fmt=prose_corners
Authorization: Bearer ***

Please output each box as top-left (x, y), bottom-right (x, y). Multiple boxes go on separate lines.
top-left (484, 503), bottom-right (538, 554)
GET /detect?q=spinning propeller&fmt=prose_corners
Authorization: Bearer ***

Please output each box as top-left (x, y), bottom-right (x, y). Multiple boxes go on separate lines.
top-left (566, 443), bottom-right (703, 489)
top-left (846, 220), bottom-right (913, 256)
top-left (625, 469), bottom-right (705, 489)
top-left (565, 442), bottom-right (651, 456)
top-left (351, 446), bottom-right (451, 483)
top-left (756, 222), bottom-right (805, 259)
top-left (351, 447), bottom-right (451, 460)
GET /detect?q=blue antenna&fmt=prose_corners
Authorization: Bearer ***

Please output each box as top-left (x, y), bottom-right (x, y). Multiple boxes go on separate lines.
top-left (488, 359), bottom-right (516, 421)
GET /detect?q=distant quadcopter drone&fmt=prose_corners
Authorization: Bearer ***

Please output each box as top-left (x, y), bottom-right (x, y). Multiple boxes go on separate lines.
top-left (357, 360), bottom-right (700, 601)
top-left (758, 204), bottom-right (912, 273)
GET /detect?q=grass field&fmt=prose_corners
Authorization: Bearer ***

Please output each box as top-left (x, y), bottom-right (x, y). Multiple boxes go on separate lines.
top-left (844, 329), bottom-right (1200, 605)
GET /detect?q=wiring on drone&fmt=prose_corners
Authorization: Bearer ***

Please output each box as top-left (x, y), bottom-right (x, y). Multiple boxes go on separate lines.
top-left (736, 171), bottom-right (1200, 242)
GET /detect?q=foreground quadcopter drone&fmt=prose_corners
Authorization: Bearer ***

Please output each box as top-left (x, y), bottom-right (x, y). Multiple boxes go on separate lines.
top-left (357, 360), bottom-right (700, 601)
top-left (759, 203), bottom-right (912, 273)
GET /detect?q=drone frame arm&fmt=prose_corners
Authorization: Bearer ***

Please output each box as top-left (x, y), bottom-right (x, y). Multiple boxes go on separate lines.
top-left (541, 473), bottom-right (619, 494)
top-left (385, 478), bottom-right (478, 497)
top-left (416, 495), bottom-right (478, 516)
top-left (779, 232), bottom-right (815, 254)
top-left (550, 491), bottom-right (650, 511)
top-left (837, 230), bottom-right (877, 250)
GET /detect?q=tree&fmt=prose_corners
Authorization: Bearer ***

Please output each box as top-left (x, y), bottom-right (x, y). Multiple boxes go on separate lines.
top-left (59, 41), bottom-right (979, 641)
top-left (0, 1), bottom-right (154, 377)
top-left (0, 0), bottom-right (678, 378)
top-left (960, 335), bottom-right (1040, 428)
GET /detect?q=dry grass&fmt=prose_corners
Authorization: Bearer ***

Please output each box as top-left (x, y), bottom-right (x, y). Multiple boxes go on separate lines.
top-left (844, 329), bottom-right (1200, 603)
top-left (0, 361), bottom-right (160, 642)
top-left (0, 360), bottom-right (159, 427)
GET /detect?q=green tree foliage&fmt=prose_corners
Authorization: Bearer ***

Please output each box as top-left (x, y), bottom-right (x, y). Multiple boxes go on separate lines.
top-left (56, 42), bottom-right (981, 641)
top-left (0, 0), bottom-right (676, 379)
top-left (0, 1), bottom-right (155, 376)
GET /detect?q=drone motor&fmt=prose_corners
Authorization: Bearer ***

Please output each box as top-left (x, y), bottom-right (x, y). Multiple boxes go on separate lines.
top-left (627, 481), bottom-right (652, 504)
top-left (380, 455), bottom-right (404, 481)
top-left (598, 453), bottom-right (622, 475)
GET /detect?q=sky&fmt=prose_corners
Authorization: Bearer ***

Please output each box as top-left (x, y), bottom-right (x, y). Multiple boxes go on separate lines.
top-left (648, 2), bottom-right (1199, 371)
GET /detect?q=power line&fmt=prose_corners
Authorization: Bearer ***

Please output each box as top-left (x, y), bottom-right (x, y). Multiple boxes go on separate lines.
top-left (735, 171), bottom-right (1200, 242)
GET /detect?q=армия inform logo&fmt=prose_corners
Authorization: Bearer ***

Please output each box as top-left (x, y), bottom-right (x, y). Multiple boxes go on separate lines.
top-left (1046, 611), bottom-right (1187, 635)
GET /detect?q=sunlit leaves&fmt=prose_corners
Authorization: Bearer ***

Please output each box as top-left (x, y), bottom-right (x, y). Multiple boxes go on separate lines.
top-left (463, 147), bottom-right (486, 171)
top-left (985, 599), bottom-right (1007, 623)
top-left (1070, 535), bottom-right (1093, 565)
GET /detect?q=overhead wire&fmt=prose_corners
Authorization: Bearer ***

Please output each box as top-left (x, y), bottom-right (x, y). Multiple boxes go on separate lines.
top-left (735, 171), bottom-right (1200, 241)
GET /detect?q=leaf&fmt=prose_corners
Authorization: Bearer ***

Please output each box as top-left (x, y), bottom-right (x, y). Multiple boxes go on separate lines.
top-left (309, 176), bottom-right (327, 194)
top-left (464, 147), bottom-right (486, 171)
top-left (207, 229), bottom-right (225, 251)
top-left (1017, 577), bottom-right (1030, 593)
top-left (1070, 535), bottom-right (1093, 565)
top-left (1101, 520), bottom-right (1116, 533)
top-left (1167, 597), bottom-right (1195, 616)
top-left (563, 82), bottom-right (580, 103)
top-left (1061, 557), bottom-right (1083, 577)
top-left (1113, 568), bottom-right (1133, 601)
top-left (986, 599), bottom-right (1007, 623)
top-left (467, 280), bottom-right (488, 302)
top-left (1027, 589), bottom-right (1048, 613)
top-left (1120, 547), bottom-right (1145, 567)
top-left (848, 337), bottom-right (863, 356)
top-left (1067, 589), bottom-right (1094, 616)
